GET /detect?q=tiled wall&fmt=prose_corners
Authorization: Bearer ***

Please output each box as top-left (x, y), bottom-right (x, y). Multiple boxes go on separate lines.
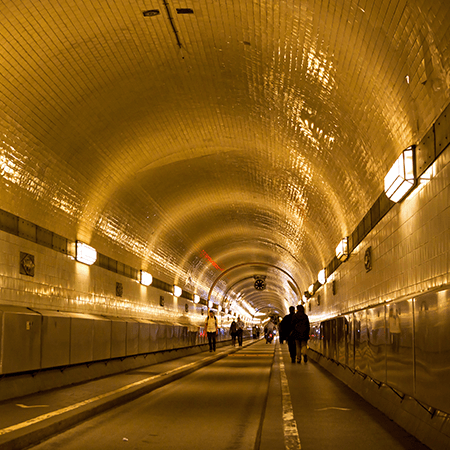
top-left (310, 146), bottom-right (449, 321)
top-left (0, 231), bottom-right (207, 326)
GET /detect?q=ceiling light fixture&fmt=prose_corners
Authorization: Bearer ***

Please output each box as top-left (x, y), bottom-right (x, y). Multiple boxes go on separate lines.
top-left (384, 146), bottom-right (415, 202)
top-left (75, 241), bottom-right (97, 265)
top-left (140, 270), bottom-right (153, 286)
top-left (318, 269), bottom-right (326, 285)
top-left (173, 285), bottom-right (182, 297)
top-left (336, 237), bottom-right (349, 261)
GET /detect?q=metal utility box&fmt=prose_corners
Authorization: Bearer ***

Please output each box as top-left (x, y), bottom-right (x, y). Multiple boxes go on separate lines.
top-left (92, 316), bottom-right (112, 361)
top-left (126, 319), bottom-right (139, 356)
top-left (138, 319), bottom-right (155, 354)
top-left (109, 317), bottom-right (127, 358)
top-left (37, 309), bottom-right (71, 369)
top-left (69, 313), bottom-right (95, 365)
top-left (0, 306), bottom-right (41, 374)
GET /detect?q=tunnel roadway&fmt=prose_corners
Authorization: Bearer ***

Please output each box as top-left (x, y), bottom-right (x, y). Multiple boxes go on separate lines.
top-left (1, 339), bottom-right (430, 450)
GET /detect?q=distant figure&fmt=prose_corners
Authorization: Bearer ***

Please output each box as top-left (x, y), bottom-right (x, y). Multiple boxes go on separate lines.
top-left (279, 306), bottom-right (297, 363)
top-left (292, 304), bottom-right (310, 363)
top-left (205, 310), bottom-right (218, 352)
top-left (236, 316), bottom-right (245, 346)
top-left (229, 319), bottom-right (237, 346)
top-left (252, 325), bottom-right (257, 339)
top-left (264, 320), bottom-right (275, 343)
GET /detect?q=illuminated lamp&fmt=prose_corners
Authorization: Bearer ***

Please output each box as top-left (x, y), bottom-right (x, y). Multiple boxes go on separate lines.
top-left (384, 147), bottom-right (415, 202)
top-left (318, 269), bottom-right (326, 285)
top-left (308, 284), bottom-right (314, 295)
top-left (194, 294), bottom-right (200, 304)
top-left (173, 285), bottom-right (182, 297)
top-left (336, 237), bottom-right (349, 261)
top-left (76, 241), bottom-right (97, 265)
top-left (140, 270), bottom-right (153, 286)
top-left (208, 300), bottom-right (213, 308)
top-left (302, 294), bottom-right (308, 302)
top-left (218, 305), bottom-right (222, 312)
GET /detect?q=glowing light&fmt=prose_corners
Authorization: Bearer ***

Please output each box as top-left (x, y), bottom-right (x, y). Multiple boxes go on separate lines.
top-left (318, 269), bottom-right (326, 285)
top-left (140, 270), bottom-right (153, 286)
top-left (194, 294), bottom-right (200, 304)
top-left (336, 237), bottom-right (349, 261)
top-left (308, 284), bottom-right (314, 295)
top-left (173, 285), bottom-right (182, 297)
top-left (76, 241), bottom-right (97, 265)
top-left (384, 147), bottom-right (415, 202)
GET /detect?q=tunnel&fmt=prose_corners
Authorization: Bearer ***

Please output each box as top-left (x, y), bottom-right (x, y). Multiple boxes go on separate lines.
top-left (0, 1), bottom-right (449, 449)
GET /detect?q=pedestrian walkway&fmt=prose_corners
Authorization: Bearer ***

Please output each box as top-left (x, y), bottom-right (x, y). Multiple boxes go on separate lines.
top-left (261, 342), bottom-right (430, 450)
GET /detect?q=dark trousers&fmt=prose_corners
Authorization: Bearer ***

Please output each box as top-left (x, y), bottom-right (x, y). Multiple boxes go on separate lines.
top-left (231, 333), bottom-right (236, 346)
top-left (287, 337), bottom-right (296, 362)
top-left (207, 332), bottom-right (216, 351)
top-left (237, 330), bottom-right (243, 346)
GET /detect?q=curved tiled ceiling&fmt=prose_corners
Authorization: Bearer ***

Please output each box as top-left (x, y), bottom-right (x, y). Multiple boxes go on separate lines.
top-left (1, 0), bottom-right (449, 315)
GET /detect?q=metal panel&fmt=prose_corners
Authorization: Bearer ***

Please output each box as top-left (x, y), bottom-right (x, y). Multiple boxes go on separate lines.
top-left (386, 299), bottom-right (414, 396)
top-left (69, 314), bottom-right (94, 365)
top-left (126, 320), bottom-right (139, 356)
top-left (157, 324), bottom-right (168, 351)
top-left (92, 316), bottom-right (111, 361)
top-left (435, 103), bottom-right (450, 156)
top-left (367, 305), bottom-right (387, 383)
top-left (109, 318), bottom-right (127, 358)
top-left (138, 320), bottom-right (151, 354)
top-left (336, 317), bottom-right (348, 366)
top-left (148, 322), bottom-right (159, 352)
top-left (414, 288), bottom-right (450, 414)
top-left (0, 209), bottom-right (18, 235)
top-left (354, 310), bottom-right (368, 374)
top-left (347, 314), bottom-right (355, 370)
top-left (416, 128), bottom-right (435, 177)
top-left (38, 310), bottom-right (71, 369)
top-left (18, 218), bottom-right (37, 242)
top-left (0, 306), bottom-right (41, 374)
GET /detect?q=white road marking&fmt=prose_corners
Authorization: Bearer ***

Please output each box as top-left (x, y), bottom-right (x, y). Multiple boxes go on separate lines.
top-left (278, 348), bottom-right (302, 450)
top-left (16, 404), bottom-right (49, 409)
top-left (0, 358), bottom-right (203, 437)
top-left (315, 407), bottom-right (351, 411)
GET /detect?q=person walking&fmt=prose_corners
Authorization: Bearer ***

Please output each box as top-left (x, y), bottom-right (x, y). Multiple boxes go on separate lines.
top-left (205, 310), bottom-right (218, 352)
top-left (291, 304), bottom-right (310, 363)
top-left (279, 306), bottom-right (297, 362)
top-left (236, 316), bottom-right (245, 346)
top-left (229, 319), bottom-right (237, 346)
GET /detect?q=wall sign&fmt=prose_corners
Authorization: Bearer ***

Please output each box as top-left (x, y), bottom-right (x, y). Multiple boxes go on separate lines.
top-left (20, 252), bottom-right (35, 277)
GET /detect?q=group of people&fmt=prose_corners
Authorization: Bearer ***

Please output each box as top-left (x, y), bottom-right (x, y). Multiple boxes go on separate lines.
top-left (205, 303), bottom-right (310, 361)
top-left (204, 310), bottom-right (245, 352)
top-left (279, 304), bottom-right (310, 363)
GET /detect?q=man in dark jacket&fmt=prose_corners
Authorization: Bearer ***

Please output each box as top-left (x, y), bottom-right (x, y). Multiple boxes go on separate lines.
top-left (279, 306), bottom-right (297, 363)
top-left (291, 304), bottom-right (310, 363)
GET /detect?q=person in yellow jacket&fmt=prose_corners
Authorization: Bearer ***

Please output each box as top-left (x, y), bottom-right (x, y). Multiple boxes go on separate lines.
top-left (205, 310), bottom-right (218, 352)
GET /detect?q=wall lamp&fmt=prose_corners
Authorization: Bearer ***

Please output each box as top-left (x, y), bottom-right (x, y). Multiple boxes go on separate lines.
top-left (384, 146), bottom-right (415, 202)
top-left (336, 237), bottom-right (349, 261)
top-left (194, 294), bottom-right (200, 304)
top-left (318, 269), bottom-right (326, 285)
top-left (308, 284), bottom-right (314, 295)
top-left (140, 270), bottom-right (153, 286)
top-left (173, 285), bottom-right (182, 297)
top-left (75, 241), bottom-right (97, 265)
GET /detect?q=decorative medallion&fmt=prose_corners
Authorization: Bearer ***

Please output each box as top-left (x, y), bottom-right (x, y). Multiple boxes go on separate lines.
top-left (20, 252), bottom-right (35, 277)
top-left (116, 282), bottom-right (123, 297)
top-left (160, 295), bottom-right (165, 307)
top-left (185, 303), bottom-right (189, 312)
top-left (364, 247), bottom-right (372, 272)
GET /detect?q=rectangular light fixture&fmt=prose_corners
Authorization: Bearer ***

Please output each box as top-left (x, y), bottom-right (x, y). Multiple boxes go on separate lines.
top-left (173, 285), bottom-right (182, 297)
top-left (194, 294), bottom-right (200, 304)
top-left (140, 270), bottom-right (153, 286)
top-left (76, 241), bottom-right (97, 265)
top-left (384, 146), bottom-right (415, 202)
top-left (308, 284), bottom-right (314, 295)
top-left (318, 269), bottom-right (326, 285)
top-left (336, 237), bottom-right (349, 261)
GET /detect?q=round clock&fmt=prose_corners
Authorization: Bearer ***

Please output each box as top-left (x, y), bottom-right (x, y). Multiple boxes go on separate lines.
top-left (254, 279), bottom-right (266, 290)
